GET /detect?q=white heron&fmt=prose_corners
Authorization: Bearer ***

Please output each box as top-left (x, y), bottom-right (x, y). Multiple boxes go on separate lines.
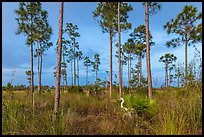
top-left (118, 97), bottom-right (134, 118)
top-left (119, 97), bottom-right (128, 111)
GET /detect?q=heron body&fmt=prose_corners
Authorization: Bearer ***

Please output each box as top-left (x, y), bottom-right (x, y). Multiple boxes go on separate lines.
top-left (119, 97), bottom-right (128, 111)
top-left (118, 97), bottom-right (133, 119)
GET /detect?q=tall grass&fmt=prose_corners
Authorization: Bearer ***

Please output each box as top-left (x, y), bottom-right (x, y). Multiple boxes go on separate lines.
top-left (2, 84), bottom-right (202, 135)
top-left (151, 84), bottom-right (202, 135)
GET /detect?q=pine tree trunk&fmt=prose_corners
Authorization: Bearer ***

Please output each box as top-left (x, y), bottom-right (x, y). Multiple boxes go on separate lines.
top-left (185, 38), bottom-right (188, 85)
top-left (109, 30), bottom-right (113, 98)
top-left (140, 55), bottom-right (142, 85)
top-left (30, 26), bottom-right (34, 108)
top-left (130, 53), bottom-right (132, 81)
top-left (145, 2), bottom-right (153, 99)
top-left (169, 69), bottom-right (171, 87)
top-left (39, 53), bottom-right (42, 92)
top-left (65, 69), bottom-right (68, 89)
top-left (138, 55), bottom-right (141, 87)
top-left (118, 2), bottom-right (122, 97)
top-left (96, 69), bottom-right (97, 83)
top-left (165, 63), bottom-right (168, 87)
top-left (77, 58), bottom-right (79, 86)
top-left (71, 60), bottom-right (73, 86)
top-left (54, 2), bottom-right (63, 113)
top-left (86, 66), bottom-right (88, 85)
top-left (178, 65), bottom-right (180, 87)
top-left (62, 47), bottom-right (66, 90)
top-left (128, 54), bottom-right (130, 93)
top-left (73, 42), bottom-right (76, 86)
top-left (37, 47), bottom-right (40, 92)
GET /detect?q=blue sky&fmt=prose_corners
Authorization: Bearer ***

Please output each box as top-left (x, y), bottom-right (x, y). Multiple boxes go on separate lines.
top-left (2, 2), bottom-right (202, 87)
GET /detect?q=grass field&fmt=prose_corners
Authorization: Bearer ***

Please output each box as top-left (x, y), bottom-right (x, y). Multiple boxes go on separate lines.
top-left (2, 84), bottom-right (202, 135)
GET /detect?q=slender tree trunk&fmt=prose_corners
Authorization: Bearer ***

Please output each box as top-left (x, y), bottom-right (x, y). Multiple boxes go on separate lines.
top-left (77, 58), bottom-right (79, 86)
top-left (62, 48), bottom-right (65, 91)
top-left (110, 30), bottom-right (113, 98)
top-left (30, 26), bottom-right (34, 108)
top-left (73, 42), bottom-right (76, 86)
top-left (185, 37), bottom-right (188, 85)
top-left (118, 2), bottom-right (122, 97)
top-left (122, 62), bottom-right (123, 89)
top-left (65, 71), bottom-right (68, 88)
top-left (30, 42), bottom-right (34, 107)
top-left (130, 53), bottom-right (132, 81)
top-left (37, 47), bottom-right (40, 92)
top-left (39, 53), bottom-right (42, 92)
top-left (96, 69), bottom-right (97, 83)
top-left (71, 60), bottom-right (73, 86)
top-left (140, 55), bottom-right (142, 85)
top-left (122, 64), bottom-right (123, 83)
top-left (169, 69), bottom-right (171, 87)
top-left (145, 2), bottom-right (153, 98)
top-left (54, 2), bottom-right (63, 113)
top-left (138, 55), bottom-right (141, 87)
top-left (128, 54), bottom-right (130, 93)
top-left (63, 48), bottom-right (68, 89)
top-left (165, 63), bottom-right (168, 87)
top-left (177, 64), bottom-right (180, 87)
top-left (86, 66), bottom-right (88, 85)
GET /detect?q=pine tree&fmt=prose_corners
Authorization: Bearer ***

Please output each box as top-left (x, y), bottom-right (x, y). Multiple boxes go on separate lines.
top-left (92, 53), bottom-right (100, 84)
top-left (93, 2), bottom-right (132, 98)
top-left (83, 56), bottom-right (92, 85)
top-left (64, 23), bottom-right (80, 86)
top-left (34, 10), bottom-right (53, 93)
top-left (129, 25), bottom-right (154, 87)
top-left (54, 2), bottom-right (64, 114)
top-left (15, 2), bottom-right (43, 107)
top-left (163, 5), bottom-right (202, 85)
top-left (143, 2), bottom-right (161, 98)
top-left (159, 53), bottom-right (177, 87)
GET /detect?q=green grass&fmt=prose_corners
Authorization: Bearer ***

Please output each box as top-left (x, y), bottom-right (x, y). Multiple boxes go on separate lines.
top-left (2, 84), bottom-right (202, 135)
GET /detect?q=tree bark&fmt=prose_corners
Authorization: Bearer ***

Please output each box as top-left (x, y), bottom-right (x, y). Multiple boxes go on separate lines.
top-left (130, 53), bottom-right (132, 81)
top-left (165, 63), bottom-right (168, 87)
top-left (185, 38), bottom-right (188, 85)
top-left (109, 30), bottom-right (113, 98)
top-left (128, 54), bottom-right (130, 93)
top-left (118, 2), bottom-right (122, 97)
top-left (96, 69), bottom-right (97, 83)
top-left (177, 64), bottom-right (180, 87)
top-left (62, 47), bottom-right (66, 90)
top-left (73, 41), bottom-right (76, 86)
top-left (54, 2), bottom-right (63, 113)
top-left (145, 2), bottom-right (153, 99)
top-left (169, 68), bottom-right (171, 87)
top-left (39, 52), bottom-right (42, 92)
top-left (37, 47), bottom-right (40, 92)
top-left (86, 66), bottom-right (88, 85)
top-left (138, 55), bottom-right (142, 87)
top-left (77, 57), bottom-right (79, 86)
top-left (30, 39), bottom-right (34, 108)
top-left (30, 22), bottom-right (34, 108)
top-left (71, 60), bottom-right (73, 86)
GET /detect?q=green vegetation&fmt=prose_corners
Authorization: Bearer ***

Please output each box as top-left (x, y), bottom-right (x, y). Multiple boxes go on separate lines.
top-left (2, 2), bottom-right (202, 135)
top-left (2, 82), bottom-right (202, 135)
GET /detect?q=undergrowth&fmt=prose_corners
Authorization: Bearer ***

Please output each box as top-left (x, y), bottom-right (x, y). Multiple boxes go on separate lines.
top-left (2, 84), bottom-right (202, 135)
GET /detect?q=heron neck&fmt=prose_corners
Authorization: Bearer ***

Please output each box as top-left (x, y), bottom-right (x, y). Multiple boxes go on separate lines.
top-left (121, 100), bottom-right (124, 108)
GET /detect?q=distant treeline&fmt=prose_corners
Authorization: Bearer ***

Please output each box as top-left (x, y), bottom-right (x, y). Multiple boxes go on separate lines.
top-left (2, 84), bottom-right (54, 91)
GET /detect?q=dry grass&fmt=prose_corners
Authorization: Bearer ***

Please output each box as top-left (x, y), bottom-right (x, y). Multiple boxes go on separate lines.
top-left (2, 85), bottom-right (202, 135)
